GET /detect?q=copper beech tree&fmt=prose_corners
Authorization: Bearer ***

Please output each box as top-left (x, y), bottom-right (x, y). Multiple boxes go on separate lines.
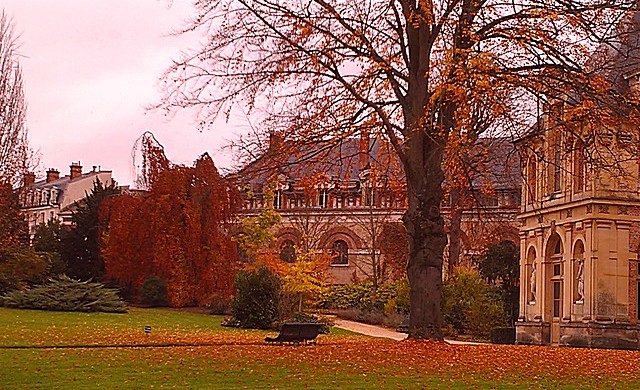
top-left (157, 1), bottom-right (640, 338)
top-left (102, 133), bottom-right (241, 307)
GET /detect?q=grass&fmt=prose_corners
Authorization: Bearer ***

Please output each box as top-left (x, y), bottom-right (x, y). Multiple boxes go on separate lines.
top-left (0, 307), bottom-right (639, 389)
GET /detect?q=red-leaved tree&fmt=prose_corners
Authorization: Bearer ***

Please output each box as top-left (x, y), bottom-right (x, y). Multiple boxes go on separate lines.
top-left (102, 134), bottom-right (241, 307)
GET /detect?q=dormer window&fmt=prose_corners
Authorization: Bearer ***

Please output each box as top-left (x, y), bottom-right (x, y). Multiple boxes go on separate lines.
top-left (273, 190), bottom-right (283, 209)
top-left (318, 190), bottom-right (329, 208)
top-left (625, 71), bottom-right (640, 94)
top-left (364, 187), bottom-right (375, 206)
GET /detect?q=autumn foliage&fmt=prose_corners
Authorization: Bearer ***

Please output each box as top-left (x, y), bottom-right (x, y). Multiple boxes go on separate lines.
top-left (102, 136), bottom-right (241, 307)
top-left (0, 181), bottom-right (27, 249)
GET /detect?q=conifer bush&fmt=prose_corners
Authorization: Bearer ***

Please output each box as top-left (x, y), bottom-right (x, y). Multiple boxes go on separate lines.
top-left (138, 276), bottom-right (169, 307)
top-left (0, 275), bottom-right (127, 313)
top-left (231, 266), bottom-right (281, 329)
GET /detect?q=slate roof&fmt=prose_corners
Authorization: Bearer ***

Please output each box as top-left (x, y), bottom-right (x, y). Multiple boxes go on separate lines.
top-left (239, 135), bottom-right (521, 192)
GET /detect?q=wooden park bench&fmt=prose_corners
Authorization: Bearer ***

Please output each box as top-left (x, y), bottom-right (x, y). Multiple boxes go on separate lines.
top-left (265, 322), bottom-right (324, 345)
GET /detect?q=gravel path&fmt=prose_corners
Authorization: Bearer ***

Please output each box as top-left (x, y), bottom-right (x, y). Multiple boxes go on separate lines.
top-left (333, 318), bottom-right (486, 345)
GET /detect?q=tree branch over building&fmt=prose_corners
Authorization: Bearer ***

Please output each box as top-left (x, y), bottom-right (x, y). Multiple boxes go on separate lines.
top-left (156, 0), bottom-right (639, 339)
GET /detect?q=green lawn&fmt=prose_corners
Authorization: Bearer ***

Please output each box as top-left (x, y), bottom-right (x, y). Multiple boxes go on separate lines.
top-left (0, 307), bottom-right (638, 389)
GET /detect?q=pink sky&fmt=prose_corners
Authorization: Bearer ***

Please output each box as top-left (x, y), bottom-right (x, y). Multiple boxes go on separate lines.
top-left (4, 0), bottom-right (241, 186)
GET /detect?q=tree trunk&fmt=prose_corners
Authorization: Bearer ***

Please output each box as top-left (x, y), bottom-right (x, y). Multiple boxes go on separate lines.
top-left (402, 134), bottom-right (448, 340)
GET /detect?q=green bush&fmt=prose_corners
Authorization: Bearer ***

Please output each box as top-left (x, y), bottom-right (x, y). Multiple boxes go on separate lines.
top-left (0, 275), bottom-right (127, 313)
top-left (285, 312), bottom-right (333, 334)
top-left (232, 266), bottom-right (281, 329)
top-left (0, 247), bottom-right (51, 294)
top-left (138, 276), bottom-right (169, 307)
top-left (442, 268), bottom-right (506, 338)
top-left (318, 280), bottom-right (407, 312)
top-left (207, 295), bottom-right (232, 315)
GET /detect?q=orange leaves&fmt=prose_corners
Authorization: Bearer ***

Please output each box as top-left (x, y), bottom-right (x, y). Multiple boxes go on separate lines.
top-left (102, 153), bottom-right (240, 307)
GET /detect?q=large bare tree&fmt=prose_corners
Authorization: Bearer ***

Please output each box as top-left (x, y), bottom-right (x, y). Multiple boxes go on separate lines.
top-left (157, 0), bottom-right (638, 338)
top-left (0, 11), bottom-right (29, 187)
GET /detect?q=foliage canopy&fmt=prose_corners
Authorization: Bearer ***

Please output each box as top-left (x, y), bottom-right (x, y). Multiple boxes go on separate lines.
top-left (157, 0), bottom-right (640, 338)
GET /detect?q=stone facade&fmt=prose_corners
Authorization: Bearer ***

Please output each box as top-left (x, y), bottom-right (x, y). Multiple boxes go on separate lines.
top-left (516, 11), bottom-right (640, 349)
top-left (516, 118), bottom-right (640, 347)
top-left (239, 137), bottom-right (521, 283)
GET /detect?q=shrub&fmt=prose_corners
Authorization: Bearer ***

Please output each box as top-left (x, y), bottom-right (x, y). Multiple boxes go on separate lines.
top-left (336, 308), bottom-right (388, 326)
top-left (285, 312), bottom-right (334, 334)
top-left (207, 295), bottom-right (232, 315)
top-left (231, 266), bottom-right (281, 329)
top-left (318, 280), bottom-right (407, 313)
top-left (139, 276), bottom-right (169, 307)
top-left (490, 327), bottom-right (516, 344)
top-left (0, 247), bottom-right (50, 294)
top-left (0, 275), bottom-right (127, 313)
top-left (442, 268), bottom-right (506, 338)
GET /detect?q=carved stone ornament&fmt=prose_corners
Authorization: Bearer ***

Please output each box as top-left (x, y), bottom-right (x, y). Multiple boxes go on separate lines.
top-left (576, 260), bottom-right (585, 304)
top-left (586, 204), bottom-right (593, 214)
top-left (529, 262), bottom-right (537, 303)
top-left (598, 204), bottom-right (610, 214)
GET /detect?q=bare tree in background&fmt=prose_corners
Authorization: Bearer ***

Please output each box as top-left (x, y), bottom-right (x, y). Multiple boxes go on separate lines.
top-left (157, 0), bottom-right (640, 339)
top-left (0, 11), bottom-right (29, 187)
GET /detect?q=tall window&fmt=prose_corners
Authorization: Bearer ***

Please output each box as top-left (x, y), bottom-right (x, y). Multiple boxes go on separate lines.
top-left (331, 240), bottom-right (349, 265)
top-left (553, 133), bottom-right (561, 193)
top-left (573, 142), bottom-right (585, 193)
top-left (547, 132), bottom-right (562, 194)
top-left (527, 157), bottom-right (537, 204)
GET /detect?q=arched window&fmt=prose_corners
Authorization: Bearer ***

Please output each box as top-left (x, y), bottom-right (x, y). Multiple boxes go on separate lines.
top-left (331, 240), bottom-right (349, 265)
top-left (279, 240), bottom-right (296, 263)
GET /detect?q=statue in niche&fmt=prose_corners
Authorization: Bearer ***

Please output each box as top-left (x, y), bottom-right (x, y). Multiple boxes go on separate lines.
top-left (576, 260), bottom-right (585, 303)
top-left (530, 262), bottom-right (537, 303)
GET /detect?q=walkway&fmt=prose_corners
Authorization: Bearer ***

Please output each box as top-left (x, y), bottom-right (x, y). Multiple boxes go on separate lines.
top-left (333, 318), bottom-right (408, 341)
top-left (333, 318), bottom-right (485, 345)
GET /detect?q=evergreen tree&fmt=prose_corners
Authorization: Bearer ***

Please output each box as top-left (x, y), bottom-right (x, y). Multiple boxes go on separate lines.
top-left (63, 180), bottom-right (120, 281)
top-left (33, 220), bottom-right (67, 275)
top-left (476, 241), bottom-right (520, 326)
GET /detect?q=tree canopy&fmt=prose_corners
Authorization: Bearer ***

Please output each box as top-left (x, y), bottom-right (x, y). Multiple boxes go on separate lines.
top-left (102, 134), bottom-right (241, 307)
top-left (0, 11), bottom-right (30, 187)
top-left (157, 0), bottom-right (640, 338)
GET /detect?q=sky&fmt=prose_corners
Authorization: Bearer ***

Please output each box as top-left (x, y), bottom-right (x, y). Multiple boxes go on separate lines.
top-left (4, 0), bottom-right (241, 186)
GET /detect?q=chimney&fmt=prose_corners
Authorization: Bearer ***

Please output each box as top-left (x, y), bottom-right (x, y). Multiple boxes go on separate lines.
top-left (70, 162), bottom-right (83, 180)
top-left (359, 130), bottom-right (370, 171)
top-left (23, 172), bottom-right (36, 187)
top-left (46, 169), bottom-right (60, 183)
top-left (268, 131), bottom-right (283, 153)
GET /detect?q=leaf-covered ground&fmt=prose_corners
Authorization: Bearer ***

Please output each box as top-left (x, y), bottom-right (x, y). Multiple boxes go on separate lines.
top-left (0, 308), bottom-right (638, 389)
